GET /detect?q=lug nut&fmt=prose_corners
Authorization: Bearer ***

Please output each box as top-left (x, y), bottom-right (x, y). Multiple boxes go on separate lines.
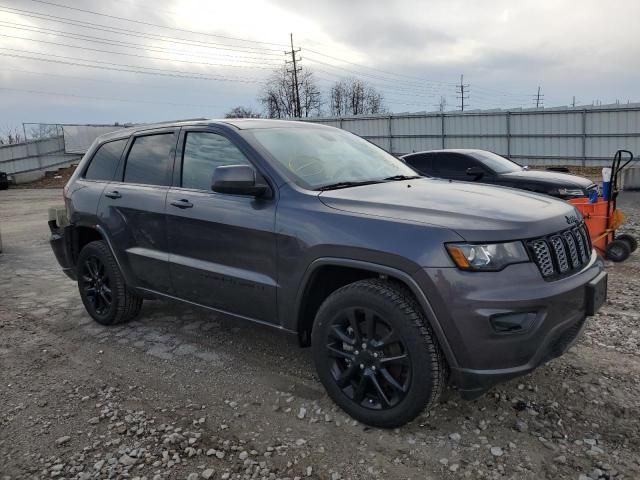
top-left (371, 366), bottom-right (376, 371)
top-left (354, 350), bottom-right (359, 355)
top-left (359, 364), bottom-right (364, 369)
top-left (362, 343), bottom-right (367, 349)
top-left (373, 352), bottom-right (378, 358)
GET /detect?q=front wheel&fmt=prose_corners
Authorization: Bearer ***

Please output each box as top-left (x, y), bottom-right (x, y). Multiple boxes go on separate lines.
top-left (77, 240), bottom-right (143, 325)
top-left (311, 279), bottom-right (445, 428)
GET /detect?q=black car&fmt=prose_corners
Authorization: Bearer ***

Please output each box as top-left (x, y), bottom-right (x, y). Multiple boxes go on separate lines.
top-left (49, 120), bottom-right (605, 427)
top-left (401, 149), bottom-right (598, 200)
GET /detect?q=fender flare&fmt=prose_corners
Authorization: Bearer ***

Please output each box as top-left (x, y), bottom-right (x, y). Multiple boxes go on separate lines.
top-left (294, 257), bottom-right (459, 369)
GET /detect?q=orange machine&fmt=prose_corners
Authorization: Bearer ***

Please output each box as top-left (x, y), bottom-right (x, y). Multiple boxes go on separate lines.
top-left (568, 150), bottom-right (636, 262)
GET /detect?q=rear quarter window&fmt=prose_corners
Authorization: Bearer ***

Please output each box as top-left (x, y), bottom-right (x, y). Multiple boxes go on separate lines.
top-left (84, 139), bottom-right (127, 181)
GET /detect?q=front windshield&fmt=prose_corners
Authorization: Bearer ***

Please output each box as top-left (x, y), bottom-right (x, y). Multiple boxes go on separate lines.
top-left (249, 126), bottom-right (419, 190)
top-left (471, 151), bottom-right (522, 174)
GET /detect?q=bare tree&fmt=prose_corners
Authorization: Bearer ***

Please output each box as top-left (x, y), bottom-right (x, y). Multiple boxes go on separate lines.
top-left (259, 65), bottom-right (321, 119)
top-left (224, 106), bottom-right (262, 119)
top-left (329, 78), bottom-right (386, 116)
top-left (0, 126), bottom-right (24, 145)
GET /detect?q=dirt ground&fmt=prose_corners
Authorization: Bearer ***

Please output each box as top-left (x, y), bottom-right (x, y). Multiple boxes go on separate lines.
top-left (0, 189), bottom-right (639, 480)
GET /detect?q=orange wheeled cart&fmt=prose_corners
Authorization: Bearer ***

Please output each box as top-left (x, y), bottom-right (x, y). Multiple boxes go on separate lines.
top-left (568, 150), bottom-right (637, 262)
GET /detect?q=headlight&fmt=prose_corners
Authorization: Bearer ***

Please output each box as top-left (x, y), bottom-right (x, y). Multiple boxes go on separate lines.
top-left (446, 241), bottom-right (530, 271)
top-left (557, 188), bottom-right (585, 197)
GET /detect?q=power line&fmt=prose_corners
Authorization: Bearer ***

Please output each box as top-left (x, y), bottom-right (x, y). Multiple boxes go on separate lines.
top-left (0, 49), bottom-right (267, 83)
top-left (0, 33), bottom-right (282, 70)
top-left (0, 20), bottom-right (284, 64)
top-left (0, 5), bottom-right (285, 55)
top-left (0, 85), bottom-right (224, 109)
top-left (303, 47), bottom-right (457, 87)
top-left (27, 0), bottom-right (289, 48)
top-left (456, 74), bottom-right (470, 111)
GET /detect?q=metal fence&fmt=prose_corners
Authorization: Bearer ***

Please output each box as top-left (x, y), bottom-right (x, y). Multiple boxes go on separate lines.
top-left (301, 104), bottom-right (640, 166)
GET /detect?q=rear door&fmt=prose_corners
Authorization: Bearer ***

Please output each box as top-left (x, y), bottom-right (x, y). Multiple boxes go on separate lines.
top-left (98, 128), bottom-right (178, 293)
top-left (166, 127), bottom-right (278, 323)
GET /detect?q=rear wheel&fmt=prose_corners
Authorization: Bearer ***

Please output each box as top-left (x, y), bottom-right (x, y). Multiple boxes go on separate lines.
top-left (311, 279), bottom-right (445, 428)
top-left (77, 240), bottom-right (143, 325)
top-left (605, 239), bottom-right (631, 262)
top-left (617, 234), bottom-right (638, 253)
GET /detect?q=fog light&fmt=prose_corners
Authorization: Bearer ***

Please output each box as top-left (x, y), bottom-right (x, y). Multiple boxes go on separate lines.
top-left (490, 312), bottom-right (537, 334)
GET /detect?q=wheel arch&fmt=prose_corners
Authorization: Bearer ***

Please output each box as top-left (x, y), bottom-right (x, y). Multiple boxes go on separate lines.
top-left (294, 258), bottom-right (458, 369)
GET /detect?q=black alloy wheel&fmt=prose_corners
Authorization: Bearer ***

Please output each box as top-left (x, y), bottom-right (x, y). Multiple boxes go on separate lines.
top-left (311, 279), bottom-right (445, 428)
top-left (81, 255), bottom-right (113, 316)
top-left (326, 307), bottom-right (411, 410)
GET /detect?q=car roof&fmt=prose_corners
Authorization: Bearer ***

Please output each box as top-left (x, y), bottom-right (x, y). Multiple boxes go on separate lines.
top-left (98, 118), bottom-right (331, 142)
top-left (402, 149), bottom-right (486, 157)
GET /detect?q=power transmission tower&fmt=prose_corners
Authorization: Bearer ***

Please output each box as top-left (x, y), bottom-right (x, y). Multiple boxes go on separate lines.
top-left (285, 33), bottom-right (302, 117)
top-left (456, 74), bottom-right (470, 111)
top-left (533, 86), bottom-right (544, 108)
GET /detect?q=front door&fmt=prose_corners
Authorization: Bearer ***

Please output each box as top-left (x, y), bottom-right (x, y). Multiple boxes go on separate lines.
top-left (166, 128), bottom-right (278, 324)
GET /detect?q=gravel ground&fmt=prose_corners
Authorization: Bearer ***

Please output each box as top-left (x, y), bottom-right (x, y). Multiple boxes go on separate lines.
top-left (0, 189), bottom-right (639, 480)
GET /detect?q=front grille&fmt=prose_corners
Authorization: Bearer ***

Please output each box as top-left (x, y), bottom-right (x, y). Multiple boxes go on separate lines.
top-left (528, 223), bottom-right (591, 280)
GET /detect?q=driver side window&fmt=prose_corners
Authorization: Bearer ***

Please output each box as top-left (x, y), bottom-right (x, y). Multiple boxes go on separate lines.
top-left (182, 132), bottom-right (250, 191)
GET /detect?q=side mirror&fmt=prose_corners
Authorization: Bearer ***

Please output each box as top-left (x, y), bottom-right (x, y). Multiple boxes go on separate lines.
top-left (466, 166), bottom-right (485, 180)
top-left (211, 165), bottom-right (268, 197)
top-left (523, 165), bottom-right (530, 171)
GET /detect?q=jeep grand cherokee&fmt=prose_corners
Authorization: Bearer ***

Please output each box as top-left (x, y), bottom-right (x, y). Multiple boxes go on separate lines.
top-left (49, 119), bottom-right (607, 427)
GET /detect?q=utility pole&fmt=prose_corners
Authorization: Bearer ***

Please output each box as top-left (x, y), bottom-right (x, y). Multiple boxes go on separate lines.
top-left (533, 86), bottom-right (544, 108)
top-left (456, 74), bottom-right (470, 111)
top-left (285, 33), bottom-right (302, 117)
top-left (572, 96), bottom-right (576, 108)
top-left (433, 96), bottom-right (447, 112)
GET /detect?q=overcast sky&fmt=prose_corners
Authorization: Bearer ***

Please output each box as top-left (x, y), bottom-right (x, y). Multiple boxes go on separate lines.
top-left (1, 0), bottom-right (639, 130)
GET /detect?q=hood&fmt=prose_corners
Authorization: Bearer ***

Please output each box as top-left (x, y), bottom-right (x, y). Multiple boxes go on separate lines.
top-left (318, 178), bottom-right (582, 242)
top-left (501, 170), bottom-right (594, 188)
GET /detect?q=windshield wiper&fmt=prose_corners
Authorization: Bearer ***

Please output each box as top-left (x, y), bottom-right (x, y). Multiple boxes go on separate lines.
top-left (382, 174), bottom-right (422, 181)
top-left (316, 180), bottom-right (384, 191)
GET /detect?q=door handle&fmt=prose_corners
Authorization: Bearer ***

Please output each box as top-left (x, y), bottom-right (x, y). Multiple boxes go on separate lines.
top-left (105, 190), bottom-right (121, 199)
top-left (170, 199), bottom-right (194, 209)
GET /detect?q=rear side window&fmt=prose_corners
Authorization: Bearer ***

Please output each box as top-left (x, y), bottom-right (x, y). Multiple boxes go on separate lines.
top-left (123, 133), bottom-right (175, 186)
top-left (433, 153), bottom-right (478, 175)
top-left (84, 139), bottom-right (127, 181)
top-left (181, 132), bottom-right (250, 191)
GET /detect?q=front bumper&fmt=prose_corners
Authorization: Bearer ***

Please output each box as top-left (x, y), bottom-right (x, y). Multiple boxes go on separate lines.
top-left (48, 219), bottom-right (76, 280)
top-left (416, 252), bottom-right (606, 399)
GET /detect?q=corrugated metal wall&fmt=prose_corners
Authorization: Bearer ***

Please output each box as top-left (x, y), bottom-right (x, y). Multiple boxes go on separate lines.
top-left (303, 105), bottom-right (640, 166)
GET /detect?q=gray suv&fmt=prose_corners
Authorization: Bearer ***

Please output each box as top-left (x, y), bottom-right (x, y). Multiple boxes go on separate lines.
top-left (49, 119), bottom-right (607, 427)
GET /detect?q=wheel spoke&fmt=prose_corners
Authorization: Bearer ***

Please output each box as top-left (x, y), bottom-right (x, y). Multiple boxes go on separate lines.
top-left (364, 310), bottom-right (375, 340)
top-left (346, 309), bottom-right (362, 343)
top-left (102, 284), bottom-right (112, 295)
top-left (329, 324), bottom-right (355, 346)
top-left (336, 362), bottom-right (359, 388)
top-left (379, 367), bottom-right (407, 393)
top-left (380, 353), bottom-right (409, 366)
top-left (370, 373), bottom-right (391, 408)
top-left (99, 291), bottom-right (110, 306)
top-left (327, 345), bottom-right (355, 361)
top-left (353, 374), bottom-right (368, 403)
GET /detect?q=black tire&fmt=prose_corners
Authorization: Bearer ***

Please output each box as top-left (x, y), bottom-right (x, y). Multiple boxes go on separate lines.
top-left (77, 240), bottom-right (143, 325)
top-left (617, 234), bottom-right (638, 253)
top-left (605, 240), bottom-right (631, 262)
top-left (311, 279), bottom-right (445, 428)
